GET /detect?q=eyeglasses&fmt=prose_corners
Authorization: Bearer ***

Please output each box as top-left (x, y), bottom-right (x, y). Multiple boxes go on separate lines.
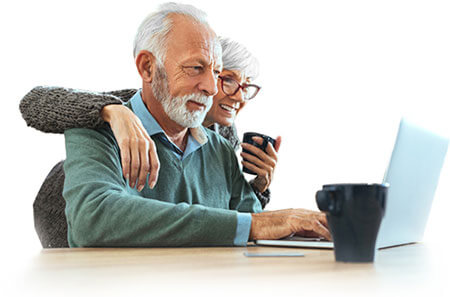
top-left (218, 76), bottom-right (261, 100)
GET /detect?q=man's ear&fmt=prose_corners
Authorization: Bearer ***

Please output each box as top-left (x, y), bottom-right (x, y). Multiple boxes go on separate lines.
top-left (136, 50), bottom-right (156, 83)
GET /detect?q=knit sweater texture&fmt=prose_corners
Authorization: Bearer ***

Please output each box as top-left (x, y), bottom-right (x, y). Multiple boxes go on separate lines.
top-left (20, 86), bottom-right (270, 248)
top-left (63, 123), bottom-right (262, 247)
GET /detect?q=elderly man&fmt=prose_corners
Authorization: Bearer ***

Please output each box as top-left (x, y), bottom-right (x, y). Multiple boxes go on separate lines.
top-left (63, 2), bottom-right (330, 247)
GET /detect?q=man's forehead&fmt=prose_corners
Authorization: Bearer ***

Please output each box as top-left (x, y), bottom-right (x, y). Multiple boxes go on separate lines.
top-left (166, 14), bottom-right (222, 66)
top-left (212, 38), bottom-right (222, 67)
top-left (184, 39), bottom-right (219, 57)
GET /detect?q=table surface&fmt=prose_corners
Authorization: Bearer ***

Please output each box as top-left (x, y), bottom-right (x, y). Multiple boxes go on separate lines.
top-left (12, 241), bottom-right (449, 297)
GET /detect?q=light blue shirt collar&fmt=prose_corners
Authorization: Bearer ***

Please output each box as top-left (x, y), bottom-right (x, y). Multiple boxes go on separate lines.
top-left (129, 90), bottom-right (207, 160)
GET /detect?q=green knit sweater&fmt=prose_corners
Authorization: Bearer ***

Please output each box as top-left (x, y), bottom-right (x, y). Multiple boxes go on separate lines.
top-left (63, 124), bottom-right (262, 247)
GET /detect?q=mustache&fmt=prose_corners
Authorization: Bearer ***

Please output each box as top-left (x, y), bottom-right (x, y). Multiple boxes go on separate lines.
top-left (178, 93), bottom-right (213, 110)
top-left (181, 93), bottom-right (211, 104)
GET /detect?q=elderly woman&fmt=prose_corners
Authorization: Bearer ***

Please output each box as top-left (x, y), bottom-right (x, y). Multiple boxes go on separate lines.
top-left (20, 37), bottom-right (281, 248)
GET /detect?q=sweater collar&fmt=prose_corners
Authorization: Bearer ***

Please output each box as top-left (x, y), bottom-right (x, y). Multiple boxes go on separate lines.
top-left (129, 90), bottom-right (208, 158)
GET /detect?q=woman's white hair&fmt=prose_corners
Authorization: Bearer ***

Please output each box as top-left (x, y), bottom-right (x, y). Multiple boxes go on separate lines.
top-left (133, 2), bottom-right (210, 63)
top-left (219, 36), bottom-right (260, 81)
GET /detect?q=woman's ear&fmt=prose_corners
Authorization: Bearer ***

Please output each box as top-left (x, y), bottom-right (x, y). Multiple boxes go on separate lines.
top-left (136, 50), bottom-right (156, 83)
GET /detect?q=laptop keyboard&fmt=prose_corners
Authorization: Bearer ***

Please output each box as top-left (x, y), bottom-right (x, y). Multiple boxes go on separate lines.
top-left (282, 235), bottom-right (331, 242)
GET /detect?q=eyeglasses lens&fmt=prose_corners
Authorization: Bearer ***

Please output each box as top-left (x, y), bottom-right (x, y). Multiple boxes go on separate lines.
top-left (221, 77), bottom-right (259, 100)
top-left (222, 78), bottom-right (239, 95)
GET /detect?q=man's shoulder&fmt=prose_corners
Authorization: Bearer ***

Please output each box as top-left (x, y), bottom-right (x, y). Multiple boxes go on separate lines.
top-left (64, 125), bottom-right (117, 148)
top-left (204, 125), bottom-right (241, 152)
top-left (203, 127), bottom-right (233, 149)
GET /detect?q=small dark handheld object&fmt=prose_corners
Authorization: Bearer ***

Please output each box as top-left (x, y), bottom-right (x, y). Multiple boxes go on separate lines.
top-left (242, 132), bottom-right (277, 175)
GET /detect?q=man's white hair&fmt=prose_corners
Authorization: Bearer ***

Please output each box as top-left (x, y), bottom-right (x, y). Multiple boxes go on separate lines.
top-left (133, 2), bottom-right (210, 63)
top-left (219, 37), bottom-right (260, 80)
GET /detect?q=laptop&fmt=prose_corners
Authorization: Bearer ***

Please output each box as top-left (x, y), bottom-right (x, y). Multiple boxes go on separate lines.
top-left (256, 118), bottom-right (449, 249)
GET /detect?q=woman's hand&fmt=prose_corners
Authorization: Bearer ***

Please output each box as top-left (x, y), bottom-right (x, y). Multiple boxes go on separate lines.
top-left (240, 136), bottom-right (282, 193)
top-left (101, 104), bottom-right (160, 191)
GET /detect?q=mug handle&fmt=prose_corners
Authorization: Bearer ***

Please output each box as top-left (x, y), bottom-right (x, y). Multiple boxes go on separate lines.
top-left (316, 189), bottom-right (343, 216)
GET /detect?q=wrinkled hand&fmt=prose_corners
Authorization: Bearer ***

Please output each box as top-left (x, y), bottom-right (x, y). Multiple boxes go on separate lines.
top-left (249, 208), bottom-right (331, 241)
top-left (241, 136), bottom-right (282, 192)
top-left (101, 104), bottom-right (160, 191)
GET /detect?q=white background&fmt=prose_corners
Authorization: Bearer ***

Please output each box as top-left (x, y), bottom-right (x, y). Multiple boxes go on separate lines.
top-left (0, 0), bottom-right (449, 293)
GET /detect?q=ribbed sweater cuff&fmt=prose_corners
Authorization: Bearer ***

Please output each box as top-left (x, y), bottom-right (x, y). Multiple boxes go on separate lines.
top-left (233, 212), bottom-right (252, 246)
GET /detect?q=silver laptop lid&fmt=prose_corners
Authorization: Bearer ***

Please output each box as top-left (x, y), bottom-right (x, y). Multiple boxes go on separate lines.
top-left (376, 119), bottom-right (449, 248)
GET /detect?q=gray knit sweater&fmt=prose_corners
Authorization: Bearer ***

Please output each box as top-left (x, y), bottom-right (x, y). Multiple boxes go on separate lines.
top-left (20, 86), bottom-right (270, 248)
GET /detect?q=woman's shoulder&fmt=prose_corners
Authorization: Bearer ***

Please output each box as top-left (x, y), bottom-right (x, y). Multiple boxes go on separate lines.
top-left (217, 124), bottom-right (240, 151)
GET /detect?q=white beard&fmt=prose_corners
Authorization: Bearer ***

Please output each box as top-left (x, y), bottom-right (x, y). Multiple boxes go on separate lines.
top-left (152, 64), bottom-right (212, 128)
top-left (162, 93), bottom-right (212, 128)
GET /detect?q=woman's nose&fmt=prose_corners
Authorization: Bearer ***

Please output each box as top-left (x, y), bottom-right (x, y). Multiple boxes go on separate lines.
top-left (229, 88), bottom-right (245, 103)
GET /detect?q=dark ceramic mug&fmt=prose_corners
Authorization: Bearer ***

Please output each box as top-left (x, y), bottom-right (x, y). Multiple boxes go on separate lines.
top-left (242, 132), bottom-right (277, 175)
top-left (316, 183), bottom-right (388, 262)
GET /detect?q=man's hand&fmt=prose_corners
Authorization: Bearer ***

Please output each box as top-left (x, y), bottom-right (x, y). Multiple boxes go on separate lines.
top-left (249, 208), bottom-right (331, 241)
top-left (241, 136), bottom-right (282, 193)
top-left (101, 104), bottom-right (160, 191)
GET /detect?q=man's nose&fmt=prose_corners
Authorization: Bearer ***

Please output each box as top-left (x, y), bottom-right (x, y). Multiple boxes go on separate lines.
top-left (198, 69), bottom-right (218, 97)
